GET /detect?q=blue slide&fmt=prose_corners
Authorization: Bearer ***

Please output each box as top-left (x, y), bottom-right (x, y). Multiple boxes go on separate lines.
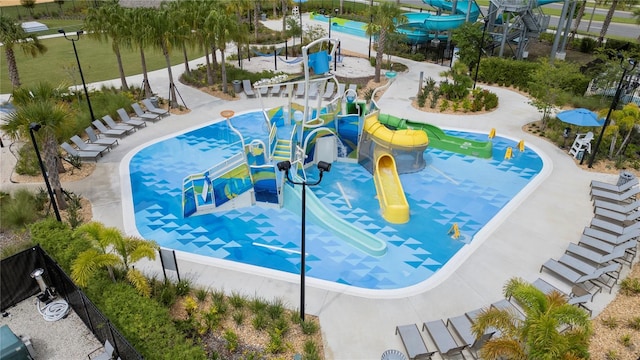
top-left (397, 0), bottom-right (481, 44)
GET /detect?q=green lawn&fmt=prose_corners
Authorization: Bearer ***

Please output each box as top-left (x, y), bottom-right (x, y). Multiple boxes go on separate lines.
top-left (1, 36), bottom-right (205, 94)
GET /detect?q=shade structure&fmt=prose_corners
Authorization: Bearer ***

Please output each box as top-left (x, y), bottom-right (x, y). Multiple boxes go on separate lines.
top-left (557, 108), bottom-right (604, 127)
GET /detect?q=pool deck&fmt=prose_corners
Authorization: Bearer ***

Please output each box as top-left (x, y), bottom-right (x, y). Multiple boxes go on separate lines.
top-left (1, 16), bottom-right (632, 359)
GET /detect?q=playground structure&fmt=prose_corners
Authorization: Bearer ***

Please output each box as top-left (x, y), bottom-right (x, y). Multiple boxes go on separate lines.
top-left (180, 37), bottom-right (501, 257)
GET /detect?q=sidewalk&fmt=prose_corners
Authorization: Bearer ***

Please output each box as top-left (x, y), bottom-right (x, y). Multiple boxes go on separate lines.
top-left (0, 15), bottom-right (628, 359)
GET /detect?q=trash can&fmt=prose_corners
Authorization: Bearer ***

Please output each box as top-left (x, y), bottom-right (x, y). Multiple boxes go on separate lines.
top-left (232, 80), bottom-right (242, 93)
top-left (261, 13), bottom-right (267, 21)
top-left (617, 170), bottom-right (636, 186)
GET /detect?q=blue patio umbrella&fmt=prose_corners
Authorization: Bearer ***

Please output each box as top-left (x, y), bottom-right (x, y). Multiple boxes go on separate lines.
top-left (557, 108), bottom-right (604, 127)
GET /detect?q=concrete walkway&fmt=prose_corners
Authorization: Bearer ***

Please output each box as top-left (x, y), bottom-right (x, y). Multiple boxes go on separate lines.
top-left (1, 15), bottom-right (629, 360)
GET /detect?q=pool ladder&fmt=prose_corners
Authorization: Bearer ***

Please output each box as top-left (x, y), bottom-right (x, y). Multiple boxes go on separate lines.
top-left (273, 139), bottom-right (292, 161)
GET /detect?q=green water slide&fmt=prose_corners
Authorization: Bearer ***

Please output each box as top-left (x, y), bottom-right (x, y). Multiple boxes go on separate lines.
top-left (378, 113), bottom-right (492, 158)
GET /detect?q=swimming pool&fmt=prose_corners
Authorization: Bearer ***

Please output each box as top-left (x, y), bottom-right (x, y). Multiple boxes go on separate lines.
top-left (125, 111), bottom-right (544, 292)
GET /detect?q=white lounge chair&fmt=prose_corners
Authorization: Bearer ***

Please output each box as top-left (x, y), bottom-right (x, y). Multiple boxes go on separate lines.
top-left (242, 79), bottom-right (255, 97)
top-left (295, 83), bottom-right (305, 97)
top-left (116, 108), bottom-right (147, 128)
top-left (566, 242), bottom-right (630, 267)
top-left (270, 84), bottom-right (282, 97)
top-left (593, 199), bottom-right (640, 216)
top-left (84, 127), bottom-right (118, 149)
top-left (591, 176), bottom-right (638, 194)
top-left (322, 82), bottom-right (335, 99)
top-left (569, 132), bottom-right (594, 160)
top-left (60, 142), bottom-right (102, 162)
top-left (92, 120), bottom-right (128, 138)
top-left (283, 83), bottom-right (293, 97)
top-left (307, 82), bottom-right (319, 99)
top-left (131, 103), bottom-right (161, 122)
top-left (70, 135), bottom-right (109, 155)
top-left (142, 99), bottom-right (169, 117)
top-left (259, 86), bottom-right (269, 97)
top-left (336, 83), bottom-right (346, 99)
top-left (102, 115), bottom-right (135, 134)
top-left (591, 186), bottom-right (640, 202)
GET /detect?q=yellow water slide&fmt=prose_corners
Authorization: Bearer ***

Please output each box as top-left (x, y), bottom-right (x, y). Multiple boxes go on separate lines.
top-left (374, 154), bottom-right (409, 224)
top-left (364, 114), bottom-right (428, 224)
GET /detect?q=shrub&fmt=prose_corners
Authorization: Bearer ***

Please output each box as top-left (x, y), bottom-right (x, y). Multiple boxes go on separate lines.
top-left (0, 189), bottom-right (41, 230)
top-left (300, 319), bottom-right (319, 335)
top-left (266, 328), bottom-right (286, 354)
top-left (232, 311), bottom-right (245, 325)
top-left (439, 99), bottom-right (449, 112)
top-left (627, 317), bottom-right (640, 330)
top-left (223, 329), bottom-right (239, 353)
top-left (483, 91), bottom-right (499, 110)
top-left (602, 316), bottom-right (619, 329)
top-left (267, 298), bottom-right (285, 320)
top-left (30, 219), bottom-right (91, 271)
top-left (14, 144), bottom-right (39, 176)
top-left (229, 291), bottom-right (246, 309)
top-left (175, 279), bottom-right (192, 296)
top-left (580, 37), bottom-right (597, 53)
top-left (252, 312), bottom-right (268, 330)
top-left (620, 277), bottom-right (640, 295)
top-left (303, 340), bottom-right (321, 360)
top-left (619, 334), bottom-right (632, 347)
top-left (195, 288), bottom-right (209, 302)
top-left (64, 191), bottom-right (84, 229)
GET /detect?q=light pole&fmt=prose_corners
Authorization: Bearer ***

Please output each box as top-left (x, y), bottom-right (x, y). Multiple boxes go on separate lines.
top-left (29, 123), bottom-right (61, 222)
top-left (473, 20), bottom-right (488, 89)
top-left (321, 8), bottom-right (339, 38)
top-left (588, 55), bottom-right (638, 168)
top-left (299, 0), bottom-right (303, 45)
top-left (277, 160), bottom-right (331, 322)
top-left (59, 29), bottom-right (95, 122)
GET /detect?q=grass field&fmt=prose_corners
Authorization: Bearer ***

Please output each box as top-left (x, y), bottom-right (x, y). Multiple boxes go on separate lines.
top-left (1, 35), bottom-right (204, 94)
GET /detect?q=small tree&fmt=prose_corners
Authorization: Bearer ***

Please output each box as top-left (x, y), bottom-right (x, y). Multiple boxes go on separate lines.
top-left (20, 0), bottom-right (36, 18)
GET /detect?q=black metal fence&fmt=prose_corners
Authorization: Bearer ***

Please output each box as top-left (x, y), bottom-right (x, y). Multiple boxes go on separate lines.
top-left (0, 246), bottom-right (143, 360)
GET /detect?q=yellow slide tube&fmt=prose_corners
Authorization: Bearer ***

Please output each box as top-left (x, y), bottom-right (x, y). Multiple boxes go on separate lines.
top-left (374, 154), bottom-right (409, 224)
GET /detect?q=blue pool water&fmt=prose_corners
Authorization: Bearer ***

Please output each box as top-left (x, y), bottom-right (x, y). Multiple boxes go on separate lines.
top-left (127, 111), bottom-right (543, 290)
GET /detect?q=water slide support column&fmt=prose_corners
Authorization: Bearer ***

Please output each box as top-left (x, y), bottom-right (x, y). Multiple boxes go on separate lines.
top-left (550, 0), bottom-right (570, 64)
top-left (560, 0), bottom-right (578, 53)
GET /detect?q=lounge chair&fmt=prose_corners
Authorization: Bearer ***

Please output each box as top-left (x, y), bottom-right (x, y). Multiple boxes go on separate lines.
top-left (422, 320), bottom-right (467, 358)
top-left (531, 278), bottom-right (594, 313)
top-left (590, 217), bottom-right (640, 236)
top-left (259, 86), bottom-right (269, 97)
top-left (132, 103), bottom-right (161, 122)
top-left (88, 339), bottom-right (114, 360)
top-left (594, 206), bottom-right (640, 223)
top-left (591, 177), bottom-right (638, 194)
top-left (578, 234), bottom-right (637, 265)
top-left (308, 82), bottom-right (320, 99)
top-left (84, 127), bottom-right (118, 149)
top-left (283, 83), bottom-right (293, 97)
top-left (70, 135), bottom-right (109, 155)
top-left (446, 314), bottom-right (492, 358)
top-left (323, 82), bottom-right (335, 99)
top-left (60, 142), bottom-right (102, 162)
top-left (591, 186), bottom-right (640, 202)
top-left (348, 83), bottom-right (358, 92)
top-left (142, 99), bottom-right (170, 117)
top-left (582, 226), bottom-right (639, 245)
top-left (395, 324), bottom-right (435, 360)
top-left (540, 258), bottom-right (620, 293)
top-left (270, 84), bottom-right (282, 97)
top-left (491, 299), bottom-right (525, 321)
top-left (102, 115), bottom-right (135, 134)
top-left (92, 120), bottom-right (128, 138)
top-left (566, 242), bottom-right (630, 267)
top-left (242, 80), bottom-right (255, 97)
top-left (336, 83), bottom-right (346, 98)
top-left (295, 83), bottom-right (305, 97)
top-left (116, 108), bottom-right (147, 128)
top-left (593, 199), bottom-right (640, 216)
top-left (568, 132), bottom-right (593, 160)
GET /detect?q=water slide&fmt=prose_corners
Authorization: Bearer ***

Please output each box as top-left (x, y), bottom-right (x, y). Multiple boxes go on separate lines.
top-left (378, 113), bottom-right (492, 158)
top-left (397, 0), bottom-right (481, 44)
top-left (284, 181), bottom-right (388, 256)
top-left (363, 114), bottom-right (429, 224)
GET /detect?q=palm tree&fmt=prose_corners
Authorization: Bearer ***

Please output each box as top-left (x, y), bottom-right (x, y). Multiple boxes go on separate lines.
top-left (471, 278), bottom-right (592, 360)
top-left (207, 6), bottom-right (243, 94)
top-left (72, 221), bottom-right (158, 297)
top-left (1, 83), bottom-right (74, 210)
top-left (598, 0), bottom-right (619, 44)
top-left (166, 0), bottom-right (195, 75)
top-left (571, 0), bottom-right (587, 40)
top-left (367, 3), bottom-right (407, 83)
top-left (599, 102), bottom-right (640, 158)
top-left (147, 5), bottom-right (180, 108)
top-left (128, 7), bottom-right (154, 98)
top-left (0, 14), bottom-right (47, 89)
top-left (84, 1), bottom-right (130, 91)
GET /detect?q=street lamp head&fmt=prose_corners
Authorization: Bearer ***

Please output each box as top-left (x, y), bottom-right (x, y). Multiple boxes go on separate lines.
top-left (317, 161), bottom-right (331, 173)
top-left (57, 29), bottom-right (65, 35)
top-left (277, 160), bottom-right (292, 172)
top-left (29, 122), bottom-right (41, 131)
top-left (77, 30), bottom-right (84, 36)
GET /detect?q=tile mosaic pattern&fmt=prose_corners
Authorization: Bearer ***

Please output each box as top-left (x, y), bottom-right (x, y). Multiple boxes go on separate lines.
top-left (128, 112), bottom-right (543, 290)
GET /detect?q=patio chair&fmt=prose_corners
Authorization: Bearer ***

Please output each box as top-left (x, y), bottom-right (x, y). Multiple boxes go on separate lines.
top-left (308, 82), bottom-right (320, 99)
top-left (578, 234), bottom-right (637, 265)
top-left (531, 278), bottom-right (594, 314)
top-left (242, 79), bottom-right (255, 97)
top-left (568, 131), bottom-right (593, 160)
top-left (142, 98), bottom-right (170, 117)
top-left (348, 83), bottom-right (358, 92)
top-left (84, 127), bottom-right (118, 149)
top-left (259, 86), bottom-right (269, 97)
top-left (590, 216), bottom-right (640, 236)
top-left (295, 83), bottom-right (305, 97)
top-left (446, 314), bottom-right (492, 359)
top-left (591, 177), bottom-right (638, 194)
top-left (88, 339), bottom-right (114, 360)
top-left (491, 299), bottom-right (525, 321)
top-left (594, 206), bottom-right (640, 223)
top-left (395, 324), bottom-right (435, 360)
top-left (70, 135), bottom-right (109, 155)
top-left (583, 226), bottom-right (640, 245)
top-left (92, 120), bottom-right (128, 138)
top-left (540, 258), bottom-right (620, 293)
top-left (591, 186), bottom-right (640, 203)
top-left (60, 142), bottom-right (102, 162)
top-left (131, 103), bottom-right (161, 122)
top-left (336, 83), bottom-right (346, 99)
top-left (116, 108), bottom-right (147, 128)
top-left (593, 199), bottom-right (640, 216)
top-left (270, 84), bottom-right (282, 97)
top-left (102, 115), bottom-right (135, 134)
top-left (323, 81), bottom-right (335, 99)
top-left (566, 242), bottom-right (630, 267)
top-left (422, 320), bottom-right (467, 358)
top-left (283, 83), bottom-right (293, 97)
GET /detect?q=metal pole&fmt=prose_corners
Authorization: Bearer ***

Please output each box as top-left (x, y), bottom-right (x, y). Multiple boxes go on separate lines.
top-left (29, 124), bottom-right (61, 222)
top-left (300, 181), bottom-right (306, 322)
top-left (473, 21), bottom-right (488, 89)
top-left (59, 30), bottom-right (95, 122)
top-left (299, 0), bottom-right (303, 44)
top-left (588, 59), bottom-right (637, 167)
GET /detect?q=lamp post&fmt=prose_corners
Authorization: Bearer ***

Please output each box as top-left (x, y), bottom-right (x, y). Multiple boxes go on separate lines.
top-left (299, 0), bottom-right (303, 45)
top-left (473, 20), bottom-right (488, 89)
top-left (59, 29), bottom-right (95, 122)
top-left (29, 123), bottom-right (61, 222)
top-left (588, 55), bottom-right (637, 168)
top-left (321, 8), bottom-right (339, 38)
top-left (277, 160), bottom-right (331, 321)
